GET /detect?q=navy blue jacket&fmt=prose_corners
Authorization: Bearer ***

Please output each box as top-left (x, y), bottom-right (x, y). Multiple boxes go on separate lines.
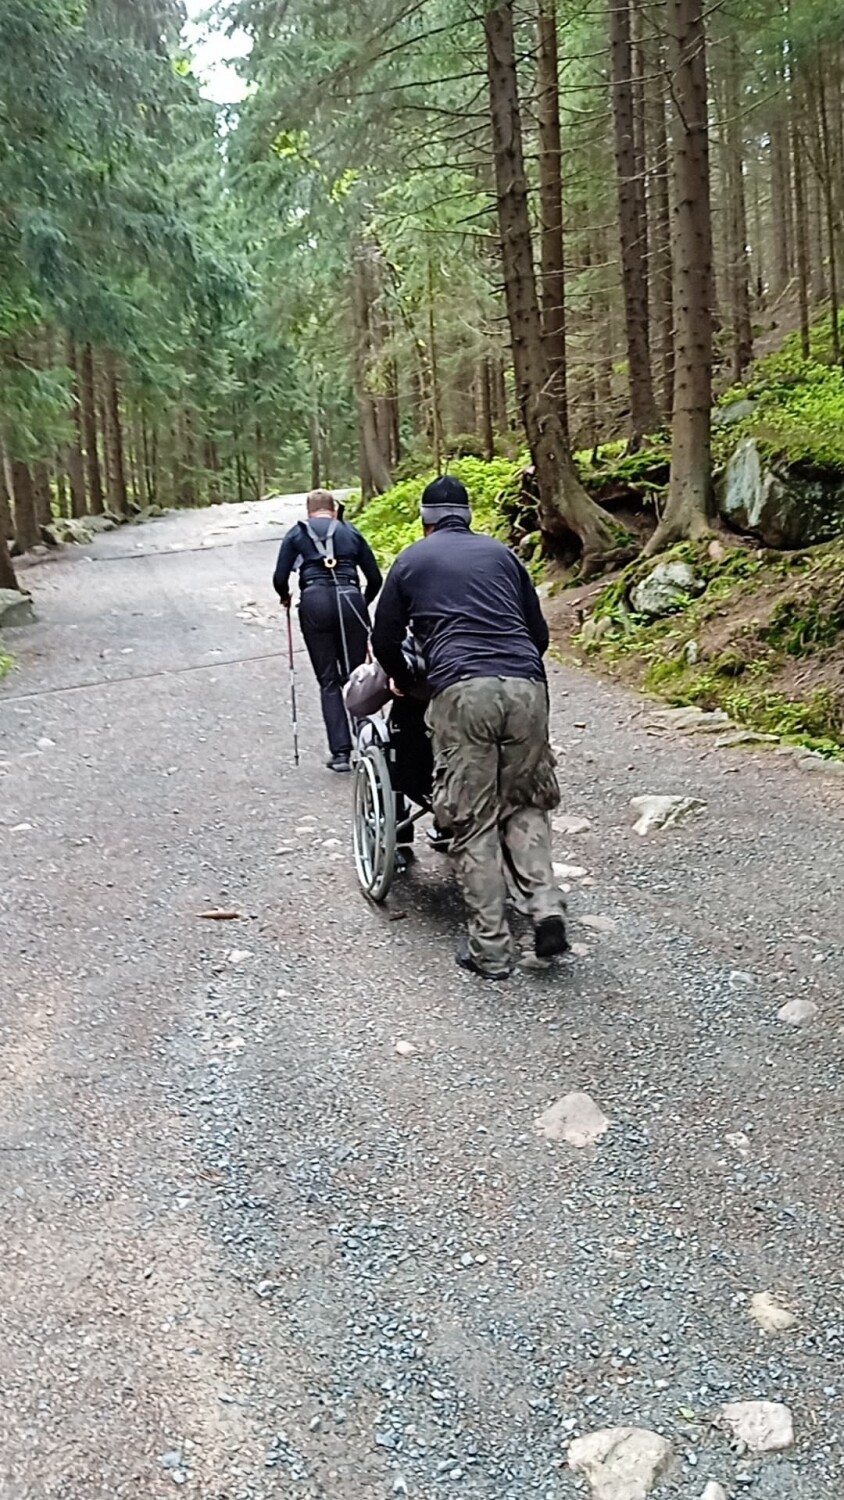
top-left (273, 517), bottom-right (382, 603)
top-left (371, 518), bottom-right (549, 696)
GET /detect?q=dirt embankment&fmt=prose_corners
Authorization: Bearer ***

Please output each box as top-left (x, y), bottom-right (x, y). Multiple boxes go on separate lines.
top-left (545, 538), bottom-right (844, 755)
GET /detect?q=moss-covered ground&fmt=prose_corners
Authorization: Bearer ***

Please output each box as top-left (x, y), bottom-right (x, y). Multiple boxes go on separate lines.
top-left (555, 538), bottom-right (844, 758)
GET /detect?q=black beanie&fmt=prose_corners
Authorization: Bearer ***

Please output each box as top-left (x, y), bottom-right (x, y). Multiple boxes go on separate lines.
top-left (420, 475), bottom-right (471, 526)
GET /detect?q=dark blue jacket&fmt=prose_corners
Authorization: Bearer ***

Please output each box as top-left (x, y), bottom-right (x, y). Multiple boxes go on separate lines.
top-left (372, 517), bottom-right (549, 696)
top-left (273, 517), bottom-right (382, 603)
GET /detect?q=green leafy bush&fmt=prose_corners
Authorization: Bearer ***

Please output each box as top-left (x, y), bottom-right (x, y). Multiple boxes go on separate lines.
top-left (356, 456), bottom-right (524, 565)
top-left (717, 330), bottom-right (844, 474)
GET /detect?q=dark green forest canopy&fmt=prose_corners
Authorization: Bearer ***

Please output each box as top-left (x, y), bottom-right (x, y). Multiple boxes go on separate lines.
top-left (2, 0), bottom-right (844, 586)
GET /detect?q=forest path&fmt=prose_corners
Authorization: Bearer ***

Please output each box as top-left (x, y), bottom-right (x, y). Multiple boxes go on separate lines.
top-left (1, 500), bottom-right (843, 1500)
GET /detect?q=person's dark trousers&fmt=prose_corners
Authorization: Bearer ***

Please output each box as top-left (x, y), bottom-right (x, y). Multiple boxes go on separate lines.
top-left (299, 584), bottom-right (370, 755)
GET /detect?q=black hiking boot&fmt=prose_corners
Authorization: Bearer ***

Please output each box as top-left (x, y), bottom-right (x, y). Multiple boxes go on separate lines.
top-left (327, 752), bottom-right (352, 773)
top-left (534, 914), bottom-right (569, 960)
top-left (427, 824), bottom-right (452, 853)
top-left (455, 939), bottom-right (511, 982)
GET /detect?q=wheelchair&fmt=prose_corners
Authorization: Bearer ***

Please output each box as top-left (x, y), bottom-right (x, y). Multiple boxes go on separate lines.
top-left (351, 701), bottom-right (437, 903)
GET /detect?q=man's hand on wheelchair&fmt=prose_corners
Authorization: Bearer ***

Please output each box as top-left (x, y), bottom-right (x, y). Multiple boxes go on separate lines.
top-left (389, 678), bottom-right (405, 697)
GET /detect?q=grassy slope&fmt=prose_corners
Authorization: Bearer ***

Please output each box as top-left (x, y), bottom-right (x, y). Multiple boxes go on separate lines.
top-left (549, 538), bottom-right (844, 756)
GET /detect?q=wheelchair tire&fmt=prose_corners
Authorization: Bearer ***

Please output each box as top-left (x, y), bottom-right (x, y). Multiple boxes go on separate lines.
top-left (352, 742), bottom-right (397, 902)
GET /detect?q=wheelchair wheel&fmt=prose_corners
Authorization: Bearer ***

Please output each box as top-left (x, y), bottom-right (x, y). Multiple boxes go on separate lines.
top-left (352, 742), bottom-right (397, 902)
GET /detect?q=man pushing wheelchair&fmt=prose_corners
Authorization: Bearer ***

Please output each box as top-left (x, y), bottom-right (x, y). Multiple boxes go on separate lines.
top-left (371, 475), bottom-right (568, 980)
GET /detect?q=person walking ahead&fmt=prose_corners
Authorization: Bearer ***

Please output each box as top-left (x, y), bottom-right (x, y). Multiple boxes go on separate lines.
top-left (371, 475), bottom-right (568, 979)
top-left (273, 489), bottom-right (382, 772)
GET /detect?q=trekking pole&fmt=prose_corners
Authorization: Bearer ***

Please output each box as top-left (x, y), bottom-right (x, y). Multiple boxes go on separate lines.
top-left (286, 606), bottom-right (300, 767)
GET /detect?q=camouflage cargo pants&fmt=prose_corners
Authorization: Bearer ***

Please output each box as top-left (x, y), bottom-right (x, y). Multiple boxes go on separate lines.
top-left (426, 676), bottom-right (565, 974)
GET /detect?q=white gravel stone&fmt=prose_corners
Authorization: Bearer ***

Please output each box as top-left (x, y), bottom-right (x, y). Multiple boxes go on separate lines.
top-left (749, 1290), bottom-right (797, 1333)
top-left (699, 1485), bottom-right (727, 1500)
top-left (630, 794), bottom-right (706, 835)
top-left (535, 1092), bottom-right (610, 1147)
top-left (581, 913), bottom-right (616, 933)
top-left (720, 1400), bottom-right (794, 1453)
top-left (568, 1425), bottom-right (672, 1499)
top-left (552, 815), bottom-right (591, 835)
top-left (777, 997), bottom-right (819, 1025)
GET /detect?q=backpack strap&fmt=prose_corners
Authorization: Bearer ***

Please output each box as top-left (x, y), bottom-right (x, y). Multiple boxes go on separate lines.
top-left (301, 518), bottom-right (338, 570)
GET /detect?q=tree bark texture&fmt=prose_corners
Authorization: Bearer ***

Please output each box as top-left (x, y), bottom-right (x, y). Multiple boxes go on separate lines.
top-left (484, 1), bottom-right (620, 565)
top-left (80, 344), bottom-right (105, 513)
top-left (0, 522), bottom-right (18, 589)
top-left (0, 448), bottom-right (20, 588)
top-left (644, 29), bottom-right (674, 417)
top-left (647, 0), bottom-right (714, 551)
top-left (11, 459), bottom-right (41, 552)
top-left (770, 110), bottom-right (793, 295)
top-left (310, 407), bottom-right (322, 490)
top-left (33, 463), bottom-right (52, 529)
top-left (537, 0), bottom-right (569, 437)
top-left (103, 350), bottom-right (129, 514)
top-left (609, 0), bottom-right (658, 442)
top-left (352, 245), bottom-right (393, 500)
top-left (480, 357), bottom-right (495, 459)
top-left (65, 337), bottom-right (88, 518)
top-left (816, 65), bottom-right (841, 361)
top-left (790, 76), bottom-right (811, 359)
top-left (723, 38), bottom-right (753, 380)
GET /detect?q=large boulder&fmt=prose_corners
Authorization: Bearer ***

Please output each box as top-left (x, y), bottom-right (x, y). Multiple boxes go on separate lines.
top-left (720, 437), bottom-right (844, 548)
top-left (0, 588), bottom-right (36, 627)
top-left (630, 560), bottom-right (705, 617)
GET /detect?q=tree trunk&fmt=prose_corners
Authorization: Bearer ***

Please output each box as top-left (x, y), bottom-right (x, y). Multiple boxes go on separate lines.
top-left (310, 407), bottom-right (322, 489)
top-left (131, 408), bottom-right (147, 509)
top-left (817, 66), bottom-right (841, 361)
top-left (426, 257), bottom-right (443, 472)
top-left (770, 112), bottom-right (793, 296)
top-left (80, 344), bottom-right (105, 513)
top-left (480, 357), bottom-right (495, 459)
top-left (791, 79), bottom-right (811, 359)
top-left (631, 0), bottom-right (650, 312)
top-left (387, 358), bottom-right (401, 465)
top-left (65, 337), bottom-right (88, 518)
top-left (11, 460), bottom-right (41, 552)
top-left (724, 38), bottom-right (753, 381)
top-left (0, 521), bottom-right (18, 589)
top-left (537, 0), bottom-right (568, 437)
top-left (33, 463), bottom-right (52, 530)
top-left (0, 449), bottom-right (20, 588)
top-left (493, 355), bottom-right (508, 430)
top-left (484, 1), bottom-right (621, 567)
top-left (646, 0), bottom-right (713, 552)
top-left (103, 350), bottom-right (129, 514)
top-left (609, 0), bottom-right (658, 443)
top-left (645, 29), bottom-right (674, 418)
top-left (352, 244), bottom-right (393, 499)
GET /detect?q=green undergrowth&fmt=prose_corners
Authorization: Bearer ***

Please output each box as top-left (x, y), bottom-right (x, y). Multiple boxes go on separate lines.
top-left (352, 456), bottom-right (523, 565)
top-left (0, 649), bottom-right (13, 681)
top-left (578, 538), bottom-right (844, 758)
top-left (575, 437), bottom-right (671, 497)
top-left (716, 318), bottom-right (844, 475)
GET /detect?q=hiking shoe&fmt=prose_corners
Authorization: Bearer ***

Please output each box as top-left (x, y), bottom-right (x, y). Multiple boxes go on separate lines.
top-left (455, 940), bottom-right (510, 981)
top-left (427, 824), bottom-right (452, 853)
top-left (534, 914), bottom-right (569, 960)
top-left (327, 753), bottom-right (352, 773)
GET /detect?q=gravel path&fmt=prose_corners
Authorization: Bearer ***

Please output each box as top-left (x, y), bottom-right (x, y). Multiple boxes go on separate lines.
top-left (1, 500), bottom-right (842, 1500)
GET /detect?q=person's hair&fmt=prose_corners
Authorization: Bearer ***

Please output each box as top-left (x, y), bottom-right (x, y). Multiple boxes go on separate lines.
top-left (307, 489), bottom-right (337, 515)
